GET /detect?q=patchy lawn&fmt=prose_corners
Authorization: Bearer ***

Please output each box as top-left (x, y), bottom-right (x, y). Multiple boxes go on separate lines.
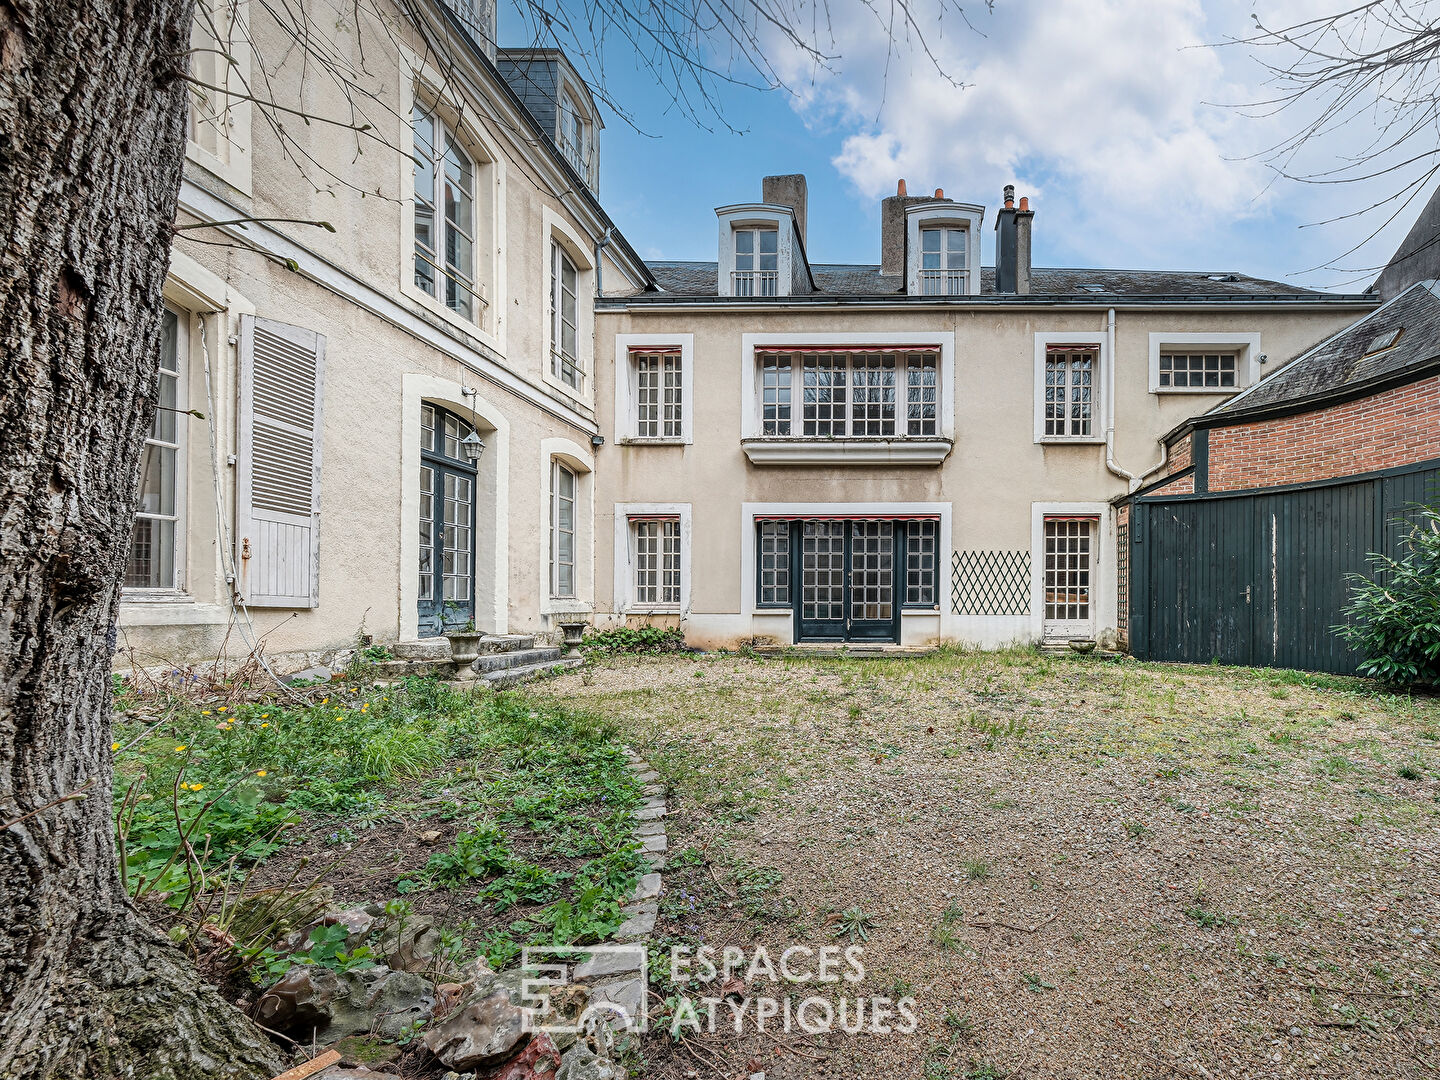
top-left (535, 649), bottom-right (1440, 1080)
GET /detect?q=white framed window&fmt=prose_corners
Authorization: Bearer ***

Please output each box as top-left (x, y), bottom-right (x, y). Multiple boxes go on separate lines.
top-left (614, 334), bottom-right (693, 444)
top-left (1033, 333), bottom-right (1105, 444)
top-left (756, 350), bottom-right (940, 438)
top-left (413, 104), bottom-right (478, 321)
top-left (550, 460), bottom-right (576, 598)
top-left (733, 226), bottom-right (778, 296)
top-left (558, 89), bottom-right (589, 180)
top-left (635, 351), bottom-right (683, 438)
top-left (632, 517), bottom-right (681, 607)
top-left (185, 0), bottom-right (252, 193)
top-left (551, 241), bottom-right (581, 390)
top-left (615, 502), bottom-right (690, 613)
top-left (905, 203), bottom-right (983, 296)
top-left (919, 226), bottom-right (968, 295)
top-left (1148, 333), bottom-right (1262, 393)
top-left (126, 306), bottom-right (187, 591)
top-left (1044, 347), bottom-right (1095, 439)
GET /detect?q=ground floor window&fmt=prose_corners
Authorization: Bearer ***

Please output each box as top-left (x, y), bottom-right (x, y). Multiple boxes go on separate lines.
top-left (633, 516), bottom-right (681, 607)
top-left (551, 461), bottom-right (576, 598)
top-left (754, 517), bottom-right (938, 642)
top-left (418, 402), bottom-right (478, 635)
top-left (1044, 517), bottom-right (1095, 629)
top-left (126, 306), bottom-right (185, 590)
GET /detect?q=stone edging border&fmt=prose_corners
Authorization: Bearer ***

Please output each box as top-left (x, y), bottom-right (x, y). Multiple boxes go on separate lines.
top-left (565, 748), bottom-right (666, 1024)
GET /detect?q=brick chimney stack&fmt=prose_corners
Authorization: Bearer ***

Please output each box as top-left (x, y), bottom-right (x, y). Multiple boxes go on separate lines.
top-left (881, 179), bottom-right (946, 278)
top-left (763, 174), bottom-right (808, 247)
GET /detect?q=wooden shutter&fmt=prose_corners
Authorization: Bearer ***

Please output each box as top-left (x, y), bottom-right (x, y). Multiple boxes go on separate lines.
top-left (236, 315), bottom-right (324, 608)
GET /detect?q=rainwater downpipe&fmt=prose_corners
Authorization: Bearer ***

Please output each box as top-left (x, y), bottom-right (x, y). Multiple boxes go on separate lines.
top-left (594, 226), bottom-right (613, 297)
top-left (1102, 306), bottom-right (1169, 492)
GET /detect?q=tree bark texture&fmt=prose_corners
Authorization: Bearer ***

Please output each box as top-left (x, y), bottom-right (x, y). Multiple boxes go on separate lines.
top-left (0, 1), bottom-right (285, 1076)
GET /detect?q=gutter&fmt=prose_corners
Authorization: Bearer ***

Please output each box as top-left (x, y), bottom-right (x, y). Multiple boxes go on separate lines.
top-left (596, 294), bottom-right (1378, 312)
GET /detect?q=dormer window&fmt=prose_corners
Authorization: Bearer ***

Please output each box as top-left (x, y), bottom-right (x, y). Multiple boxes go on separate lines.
top-left (558, 89), bottom-right (590, 180)
top-left (733, 227), bottom-right (778, 296)
top-left (919, 226), bottom-right (968, 295)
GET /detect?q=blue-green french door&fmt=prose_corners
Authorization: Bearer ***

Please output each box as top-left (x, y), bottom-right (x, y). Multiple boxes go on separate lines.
top-left (796, 520), bottom-right (900, 643)
top-left (418, 403), bottom-right (478, 637)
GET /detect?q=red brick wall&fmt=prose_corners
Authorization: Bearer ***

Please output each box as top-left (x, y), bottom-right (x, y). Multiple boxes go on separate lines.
top-left (1208, 373), bottom-right (1440, 492)
top-left (1165, 433), bottom-right (1192, 476)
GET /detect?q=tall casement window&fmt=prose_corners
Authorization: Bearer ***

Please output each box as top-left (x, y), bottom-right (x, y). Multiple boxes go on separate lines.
top-left (417, 403), bottom-right (478, 635)
top-left (413, 105), bottom-right (477, 320)
top-left (919, 226), bottom-right (967, 295)
top-left (550, 461), bottom-right (576, 598)
top-left (758, 350), bottom-right (939, 437)
top-left (632, 517), bottom-right (681, 607)
top-left (634, 350), bottom-right (683, 438)
top-left (551, 242), bottom-right (581, 390)
top-left (905, 520), bottom-right (938, 607)
top-left (733, 227), bottom-right (778, 296)
top-left (1044, 346), bottom-right (1096, 439)
top-left (126, 307), bottom-right (185, 590)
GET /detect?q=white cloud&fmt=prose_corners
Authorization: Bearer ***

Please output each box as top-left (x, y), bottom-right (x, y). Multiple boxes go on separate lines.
top-left (769, 0), bottom-right (1433, 286)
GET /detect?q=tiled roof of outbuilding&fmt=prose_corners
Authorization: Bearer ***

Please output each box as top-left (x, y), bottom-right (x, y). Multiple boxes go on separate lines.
top-left (637, 261), bottom-right (1336, 299)
top-left (1212, 280), bottom-right (1440, 415)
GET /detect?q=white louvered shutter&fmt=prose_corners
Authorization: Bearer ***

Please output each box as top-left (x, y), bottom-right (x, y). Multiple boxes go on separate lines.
top-left (236, 315), bottom-right (324, 607)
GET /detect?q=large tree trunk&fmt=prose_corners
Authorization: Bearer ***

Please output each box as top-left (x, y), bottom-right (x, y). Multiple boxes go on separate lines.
top-left (0, 2), bottom-right (286, 1077)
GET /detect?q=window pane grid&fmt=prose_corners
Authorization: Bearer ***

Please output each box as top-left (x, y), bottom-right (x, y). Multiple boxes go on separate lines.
top-left (1044, 519), bottom-right (1093, 622)
top-left (919, 226), bottom-right (968, 295)
top-left (851, 355), bottom-right (896, 436)
top-left (551, 462), bottom-right (576, 597)
top-left (757, 521), bottom-right (791, 606)
top-left (762, 350), bottom-right (940, 438)
top-left (418, 465), bottom-right (435, 601)
top-left (633, 518), bottom-right (681, 606)
top-left (1044, 348), bottom-right (1095, 438)
top-left (552, 243), bottom-right (583, 390)
top-left (905, 520), bottom-right (937, 607)
top-left (801, 521), bottom-right (845, 621)
top-left (634, 352), bottom-right (683, 438)
top-left (906, 353), bottom-right (938, 436)
top-left (1158, 352), bottom-right (1237, 389)
top-left (733, 227), bottom-right (779, 296)
top-left (761, 355), bottom-right (792, 435)
top-left (442, 473), bottom-right (473, 601)
top-left (127, 308), bottom-right (182, 589)
top-left (413, 106), bottom-right (478, 321)
top-left (850, 522), bottom-right (894, 621)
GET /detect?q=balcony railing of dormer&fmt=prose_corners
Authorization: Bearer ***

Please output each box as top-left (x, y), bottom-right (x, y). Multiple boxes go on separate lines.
top-left (732, 270), bottom-right (780, 297)
top-left (919, 269), bottom-right (967, 296)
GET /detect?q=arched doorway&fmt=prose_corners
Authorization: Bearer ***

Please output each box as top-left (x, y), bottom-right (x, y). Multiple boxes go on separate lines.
top-left (418, 402), bottom-right (479, 636)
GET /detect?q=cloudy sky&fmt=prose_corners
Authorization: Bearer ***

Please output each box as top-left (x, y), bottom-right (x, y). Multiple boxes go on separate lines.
top-left (511, 0), bottom-right (1437, 291)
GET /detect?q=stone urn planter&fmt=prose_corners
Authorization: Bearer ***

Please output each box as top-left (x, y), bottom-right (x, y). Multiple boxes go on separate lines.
top-left (445, 630), bottom-right (486, 666)
top-left (1068, 637), bottom-right (1097, 655)
top-left (556, 619), bottom-right (589, 657)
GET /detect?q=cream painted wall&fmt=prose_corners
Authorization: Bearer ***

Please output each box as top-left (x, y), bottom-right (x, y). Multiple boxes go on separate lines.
top-left (119, 0), bottom-right (641, 668)
top-left (590, 304), bottom-right (1369, 648)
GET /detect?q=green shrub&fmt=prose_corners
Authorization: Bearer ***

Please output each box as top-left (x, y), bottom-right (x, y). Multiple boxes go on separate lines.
top-left (581, 625), bottom-right (686, 656)
top-left (1335, 505), bottom-right (1440, 686)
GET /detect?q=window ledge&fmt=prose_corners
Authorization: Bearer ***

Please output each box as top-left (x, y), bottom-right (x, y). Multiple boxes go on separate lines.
top-left (618, 437), bottom-right (689, 446)
top-left (741, 438), bottom-right (953, 465)
top-left (1150, 386), bottom-right (1246, 395)
top-left (1036, 437), bottom-right (1106, 447)
top-left (119, 598), bottom-right (230, 627)
top-left (626, 606), bottom-right (681, 615)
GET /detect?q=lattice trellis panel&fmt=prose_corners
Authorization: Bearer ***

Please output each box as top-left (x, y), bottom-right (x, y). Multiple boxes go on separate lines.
top-left (1116, 521), bottom-right (1129, 634)
top-left (951, 549), bottom-right (1032, 616)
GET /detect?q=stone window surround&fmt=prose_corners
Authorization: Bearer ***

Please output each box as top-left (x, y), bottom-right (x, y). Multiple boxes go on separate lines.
top-left (540, 437), bottom-right (594, 616)
top-left (1032, 331), bottom-right (1108, 445)
top-left (905, 202), bottom-right (984, 297)
top-left (739, 331), bottom-right (956, 464)
top-left (185, 0), bottom-right (253, 196)
top-left (613, 333), bottom-right (695, 445)
top-left (1148, 332), bottom-right (1262, 394)
top-left (398, 77), bottom-right (506, 355)
top-left (613, 502), bottom-right (691, 616)
top-left (541, 206), bottom-right (596, 406)
top-left (716, 204), bottom-right (798, 298)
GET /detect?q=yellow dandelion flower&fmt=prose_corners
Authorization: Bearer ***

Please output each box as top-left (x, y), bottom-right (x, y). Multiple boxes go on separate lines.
top-left (321, 697), bottom-right (329, 705)
top-left (190, 783), bottom-right (204, 791)
top-left (260, 713), bottom-right (269, 719)
top-left (201, 711), bottom-right (211, 716)
top-left (174, 745), bottom-right (187, 753)
top-left (260, 723), bottom-right (270, 729)
top-left (256, 770), bottom-right (268, 777)
top-left (218, 706), bottom-right (227, 712)
top-left (361, 703), bottom-right (369, 711)
top-left (111, 742), bottom-right (120, 752)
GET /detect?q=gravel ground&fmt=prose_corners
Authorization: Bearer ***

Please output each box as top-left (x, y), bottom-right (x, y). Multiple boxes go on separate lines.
top-left (534, 649), bottom-right (1440, 1080)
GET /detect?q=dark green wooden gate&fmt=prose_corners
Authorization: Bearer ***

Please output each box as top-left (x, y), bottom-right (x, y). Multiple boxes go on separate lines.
top-left (1129, 460), bottom-right (1440, 674)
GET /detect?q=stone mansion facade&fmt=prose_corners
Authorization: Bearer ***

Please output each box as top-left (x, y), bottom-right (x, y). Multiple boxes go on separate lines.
top-left (119, 0), bottom-right (1379, 668)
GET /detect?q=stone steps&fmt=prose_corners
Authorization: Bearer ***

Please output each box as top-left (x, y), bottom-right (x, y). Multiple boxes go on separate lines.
top-left (371, 657), bottom-right (457, 679)
top-left (752, 644), bottom-right (937, 658)
top-left (474, 634), bottom-right (537, 654)
top-left (483, 654), bottom-right (583, 687)
top-left (470, 646), bottom-right (563, 674)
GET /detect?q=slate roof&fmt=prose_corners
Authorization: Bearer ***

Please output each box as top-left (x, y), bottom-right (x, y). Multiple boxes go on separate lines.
top-left (1213, 279), bottom-right (1440, 416)
top-left (631, 261), bottom-right (1339, 300)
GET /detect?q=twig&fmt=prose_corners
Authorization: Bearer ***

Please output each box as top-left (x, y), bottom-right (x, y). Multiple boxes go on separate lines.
top-left (1289, 981), bottom-right (1417, 1000)
top-left (967, 910), bottom-right (1059, 933)
top-left (1, 778), bottom-right (96, 830)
